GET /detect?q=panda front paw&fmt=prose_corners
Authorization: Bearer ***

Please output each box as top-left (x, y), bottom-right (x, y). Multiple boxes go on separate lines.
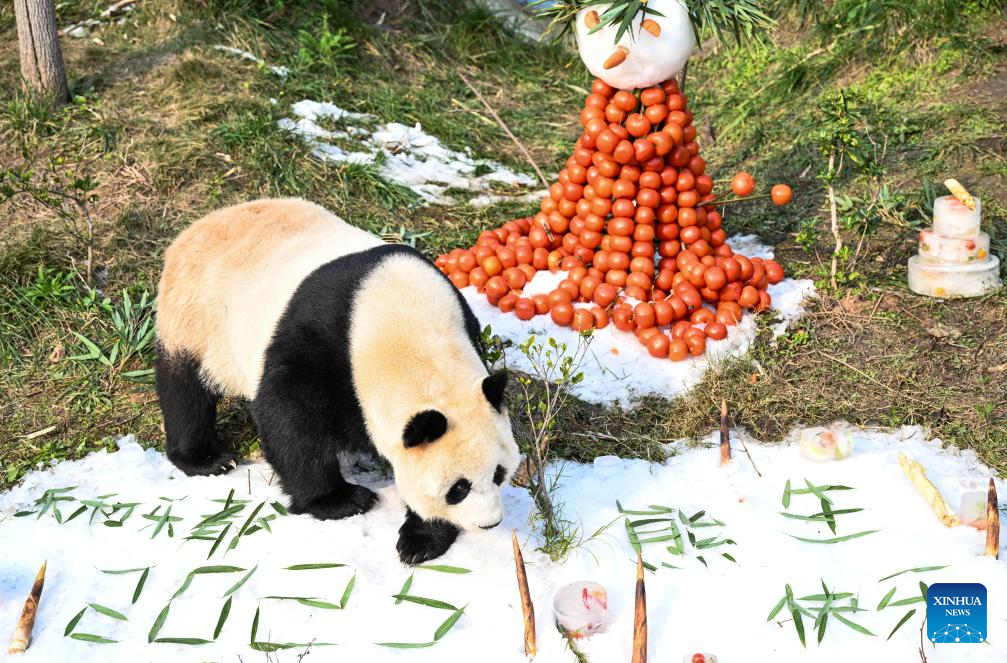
top-left (397, 509), bottom-right (460, 565)
top-left (291, 484), bottom-right (379, 520)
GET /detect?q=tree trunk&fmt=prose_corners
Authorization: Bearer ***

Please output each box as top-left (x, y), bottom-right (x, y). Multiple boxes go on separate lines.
top-left (14, 0), bottom-right (68, 105)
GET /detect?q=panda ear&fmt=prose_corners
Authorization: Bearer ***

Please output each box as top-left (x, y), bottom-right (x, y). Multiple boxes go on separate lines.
top-left (404, 410), bottom-right (448, 448)
top-left (482, 370), bottom-right (508, 412)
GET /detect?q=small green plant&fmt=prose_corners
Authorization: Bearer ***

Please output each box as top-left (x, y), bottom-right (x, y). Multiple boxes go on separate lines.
top-left (295, 14), bottom-right (356, 70)
top-left (1, 156), bottom-right (99, 285)
top-left (509, 332), bottom-right (591, 561)
top-left (68, 289), bottom-right (157, 383)
top-left (814, 88), bottom-right (883, 290)
top-left (19, 266), bottom-right (78, 308)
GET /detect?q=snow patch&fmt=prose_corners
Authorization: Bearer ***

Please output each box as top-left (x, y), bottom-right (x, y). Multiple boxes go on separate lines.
top-left (463, 235), bottom-right (816, 406)
top-left (0, 428), bottom-right (1002, 662)
top-left (211, 45), bottom-right (290, 79)
top-left (277, 100), bottom-right (538, 205)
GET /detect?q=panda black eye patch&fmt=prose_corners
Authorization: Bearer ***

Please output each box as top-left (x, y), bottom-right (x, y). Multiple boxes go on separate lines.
top-left (446, 478), bottom-right (471, 505)
top-left (493, 465), bottom-right (506, 486)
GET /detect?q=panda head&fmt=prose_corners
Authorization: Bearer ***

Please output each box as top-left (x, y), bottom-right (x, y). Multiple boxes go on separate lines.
top-left (392, 370), bottom-right (519, 531)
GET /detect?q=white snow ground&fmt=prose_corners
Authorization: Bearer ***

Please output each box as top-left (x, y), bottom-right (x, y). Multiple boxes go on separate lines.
top-left (1, 426), bottom-right (1003, 663)
top-left (277, 100), bottom-right (540, 205)
top-left (462, 234), bottom-right (816, 406)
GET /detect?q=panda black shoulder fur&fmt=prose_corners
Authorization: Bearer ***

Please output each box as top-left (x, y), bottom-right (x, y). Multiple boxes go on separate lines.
top-left (155, 198), bottom-right (519, 564)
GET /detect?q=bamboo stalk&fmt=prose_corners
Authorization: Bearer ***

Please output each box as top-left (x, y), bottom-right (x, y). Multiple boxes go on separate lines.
top-left (719, 399), bottom-right (731, 466)
top-left (8, 561), bottom-right (46, 654)
top-left (986, 479), bottom-right (999, 559)
top-left (511, 530), bottom-right (536, 657)
top-left (631, 554), bottom-right (647, 663)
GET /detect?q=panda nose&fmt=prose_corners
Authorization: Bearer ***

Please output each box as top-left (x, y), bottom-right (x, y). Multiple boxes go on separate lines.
top-left (480, 519), bottom-right (502, 530)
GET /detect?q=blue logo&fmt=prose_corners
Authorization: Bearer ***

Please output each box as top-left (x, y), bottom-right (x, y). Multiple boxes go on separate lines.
top-left (927, 583), bottom-right (987, 644)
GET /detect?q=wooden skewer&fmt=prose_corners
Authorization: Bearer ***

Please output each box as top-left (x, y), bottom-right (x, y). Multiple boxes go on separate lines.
top-left (511, 530), bottom-right (536, 657)
top-left (631, 554), bottom-right (647, 663)
top-left (719, 399), bottom-right (731, 466)
top-left (8, 562), bottom-right (46, 654)
top-left (986, 479), bottom-right (999, 559)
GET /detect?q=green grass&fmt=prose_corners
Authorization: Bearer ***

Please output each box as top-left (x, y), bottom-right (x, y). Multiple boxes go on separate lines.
top-left (1, 0), bottom-right (1005, 486)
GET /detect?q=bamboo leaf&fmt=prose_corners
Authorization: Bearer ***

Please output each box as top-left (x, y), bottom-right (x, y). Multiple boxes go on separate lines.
top-left (89, 603), bottom-right (128, 621)
top-left (214, 597), bottom-right (232, 639)
top-left (396, 573), bottom-right (414, 605)
top-left (817, 610), bottom-right (829, 644)
top-left (767, 595), bottom-right (787, 621)
top-left (434, 606), bottom-right (466, 641)
top-left (250, 606), bottom-right (259, 643)
top-left (66, 505), bottom-right (88, 523)
top-left (792, 609), bottom-right (806, 647)
top-left (377, 641), bottom-right (437, 649)
top-left (391, 595), bottom-right (459, 611)
top-left (207, 522), bottom-right (231, 559)
top-left (878, 565), bottom-right (948, 582)
top-left (154, 637), bottom-right (213, 645)
top-left (64, 607), bottom-right (87, 636)
top-left (222, 565), bottom-right (258, 598)
top-left (820, 499), bottom-right (837, 534)
top-left (133, 568), bottom-right (150, 604)
top-left (877, 586), bottom-right (897, 610)
top-left (297, 598), bottom-right (343, 610)
top-left (284, 563), bottom-right (346, 570)
top-left (340, 573), bottom-right (356, 609)
top-left (887, 609), bottom-right (917, 640)
top-left (271, 501), bottom-right (288, 515)
top-left (833, 612), bottom-right (875, 636)
top-left (783, 479), bottom-right (791, 508)
top-left (787, 530), bottom-right (879, 544)
top-left (70, 633), bottom-right (118, 644)
top-left (888, 596), bottom-right (926, 608)
top-left (100, 567), bottom-right (147, 575)
top-left (149, 603), bottom-right (171, 642)
top-left (418, 564), bottom-right (471, 574)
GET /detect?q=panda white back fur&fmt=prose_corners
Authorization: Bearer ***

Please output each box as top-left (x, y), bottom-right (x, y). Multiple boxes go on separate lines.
top-left (155, 198), bottom-right (519, 563)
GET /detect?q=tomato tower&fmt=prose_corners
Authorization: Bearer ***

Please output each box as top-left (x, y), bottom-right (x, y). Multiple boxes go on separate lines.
top-left (436, 0), bottom-right (789, 361)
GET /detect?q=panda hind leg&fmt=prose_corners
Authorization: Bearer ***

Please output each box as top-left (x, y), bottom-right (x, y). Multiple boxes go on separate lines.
top-left (155, 345), bottom-right (236, 476)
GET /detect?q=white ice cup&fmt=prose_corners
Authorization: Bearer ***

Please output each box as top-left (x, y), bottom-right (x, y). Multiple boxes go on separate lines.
top-left (593, 455), bottom-right (621, 476)
top-left (553, 581), bottom-right (609, 639)
top-left (959, 490), bottom-right (987, 529)
top-left (799, 427), bottom-right (854, 462)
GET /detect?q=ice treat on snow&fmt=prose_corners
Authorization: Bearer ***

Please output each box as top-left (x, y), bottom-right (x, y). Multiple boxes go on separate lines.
top-left (799, 427), bottom-right (854, 462)
top-left (575, 0), bottom-right (695, 90)
top-left (960, 490), bottom-right (988, 529)
top-left (684, 654), bottom-right (719, 663)
top-left (553, 581), bottom-right (608, 638)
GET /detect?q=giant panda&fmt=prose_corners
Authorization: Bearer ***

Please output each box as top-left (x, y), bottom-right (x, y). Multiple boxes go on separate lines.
top-left (155, 198), bottom-right (520, 564)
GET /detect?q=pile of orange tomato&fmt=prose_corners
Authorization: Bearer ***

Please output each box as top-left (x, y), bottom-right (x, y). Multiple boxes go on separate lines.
top-left (435, 77), bottom-right (789, 362)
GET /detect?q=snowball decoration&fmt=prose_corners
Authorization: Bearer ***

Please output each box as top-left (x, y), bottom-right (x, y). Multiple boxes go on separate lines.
top-left (575, 0), bottom-right (695, 89)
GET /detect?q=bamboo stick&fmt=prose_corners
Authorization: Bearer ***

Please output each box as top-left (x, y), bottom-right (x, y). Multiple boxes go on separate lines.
top-left (511, 530), bottom-right (536, 657)
top-left (8, 562), bottom-right (46, 654)
top-left (986, 479), bottom-right (999, 559)
top-left (898, 453), bottom-right (960, 527)
top-left (631, 554), bottom-right (647, 663)
top-left (719, 399), bottom-right (731, 466)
